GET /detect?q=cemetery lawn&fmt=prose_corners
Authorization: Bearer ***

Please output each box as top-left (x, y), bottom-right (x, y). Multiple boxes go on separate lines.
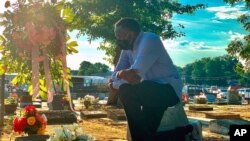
top-left (1, 104), bottom-right (250, 141)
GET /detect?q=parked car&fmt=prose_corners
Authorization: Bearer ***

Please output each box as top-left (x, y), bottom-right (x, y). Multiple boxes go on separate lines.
top-left (210, 85), bottom-right (219, 94)
top-left (182, 85), bottom-right (204, 103)
top-left (218, 88), bottom-right (228, 99)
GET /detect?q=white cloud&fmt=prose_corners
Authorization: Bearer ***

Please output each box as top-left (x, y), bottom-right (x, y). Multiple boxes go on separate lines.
top-left (76, 40), bottom-right (100, 49)
top-left (162, 39), bottom-right (180, 49)
top-left (227, 30), bottom-right (245, 41)
top-left (211, 19), bottom-right (222, 23)
top-left (207, 5), bottom-right (239, 13)
top-left (163, 39), bottom-right (226, 51)
top-left (207, 5), bottom-right (249, 20)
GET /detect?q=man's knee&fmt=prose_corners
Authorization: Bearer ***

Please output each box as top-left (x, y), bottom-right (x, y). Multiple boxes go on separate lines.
top-left (118, 83), bottom-right (133, 102)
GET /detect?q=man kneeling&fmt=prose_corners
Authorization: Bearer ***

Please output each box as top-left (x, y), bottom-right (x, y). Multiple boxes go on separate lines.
top-left (108, 17), bottom-right (188, 141)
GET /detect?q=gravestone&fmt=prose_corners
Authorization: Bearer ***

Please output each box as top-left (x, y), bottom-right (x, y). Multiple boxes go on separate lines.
top-left (106, 109), bottom-right (127, 121)
top-left (20, 95), bottom-right (41, 108)
top-left (215, 99), bottom-right (228, 105)
top-left (50, 94), bottom-right (65, 110)
top-left (80, 110), bottom-right (107, 119)
top-left (15, 135), bottom-right (50, 141)
top-left (209, 119), bottom-right (250, 135)
top-left (20, 95), bottom-right (32, 108)
top-left (39, 110), bottom-right (77, 124)
top-left (205, 112), bottom-right (240, 119)
top-left (227, 91), bottom-right (242, 105)
top-left (189, 105), bottom-right (213, 111)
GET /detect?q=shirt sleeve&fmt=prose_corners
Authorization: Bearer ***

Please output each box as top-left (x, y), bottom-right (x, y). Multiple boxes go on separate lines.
top-left (131, 35), bottom-right (163, 76)
top-left (111, 50), bottom-right (131, 80)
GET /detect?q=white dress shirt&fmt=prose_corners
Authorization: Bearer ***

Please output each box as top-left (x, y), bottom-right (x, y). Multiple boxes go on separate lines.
top-left (112, 32), bottom-right (183, 99)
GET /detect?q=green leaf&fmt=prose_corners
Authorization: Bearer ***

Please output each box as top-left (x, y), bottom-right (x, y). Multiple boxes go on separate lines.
top-left (11, 76), bottom-right (18, 85)
top-left (28, 85), bottom-right (33, 96)
top-left (39, 79), bottom-right (45, 86)
top-left (68, 47), bottom-right (78, 54)
top-left (40, 85), bottom-right (47, 92)
top-left (62, 8), bottom-right (75, 23)
top-left (67, 41), bottom-right (78, 47)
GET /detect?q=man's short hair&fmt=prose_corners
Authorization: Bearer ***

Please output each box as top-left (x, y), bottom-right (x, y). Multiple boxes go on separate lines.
top-left (115, 17), bottom-right (141, 33)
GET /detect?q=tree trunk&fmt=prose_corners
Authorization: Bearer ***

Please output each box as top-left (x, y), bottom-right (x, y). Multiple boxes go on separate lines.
top-left (0, 74), bottom-right (5, 126)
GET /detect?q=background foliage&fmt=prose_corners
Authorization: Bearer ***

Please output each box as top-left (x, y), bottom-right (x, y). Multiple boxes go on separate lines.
top-left (77, 61), bottom-right (110, 76)
top-left (0, 0), bottom-right (78, 95)
top-left (224, 0), bottom-right (250, 72)
top-left (66, 0), bottom-right (205, 65)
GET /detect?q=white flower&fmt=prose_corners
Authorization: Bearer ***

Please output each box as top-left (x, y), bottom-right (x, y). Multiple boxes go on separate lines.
top-left (48, 124), bottom-right (95, 141)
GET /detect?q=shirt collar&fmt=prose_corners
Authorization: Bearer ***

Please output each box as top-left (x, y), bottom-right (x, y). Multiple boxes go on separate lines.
top-left (133, 31), bottom-right (143, 51)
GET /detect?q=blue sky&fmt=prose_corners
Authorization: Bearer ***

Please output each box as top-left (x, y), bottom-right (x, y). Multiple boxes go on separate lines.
top-left (0, 0), bottom-right (249, 70)
top-left (67, 0), bottom-right (248, 70)
top-left (165, 0), bottom-right (248, 67)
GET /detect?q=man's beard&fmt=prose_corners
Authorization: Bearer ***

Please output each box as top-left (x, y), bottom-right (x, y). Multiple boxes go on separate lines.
top-left (116, 40), bottom-right (133, 50)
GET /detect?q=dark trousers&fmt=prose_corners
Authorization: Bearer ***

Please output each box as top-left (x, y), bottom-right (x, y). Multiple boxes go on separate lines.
top-left (118, 80), bottom-right (180, 141)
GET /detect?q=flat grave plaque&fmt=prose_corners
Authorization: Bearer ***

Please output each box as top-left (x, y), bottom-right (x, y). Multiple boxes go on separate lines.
top-left (15, 135), bottom-right (50, 141)
top-left (39, 110), bottom-right (77, 124)
top-left (205, 112), bottom-right (240, 119)
top-left (80, 110), bottom-right (107, 119)
top-left (189, 105), bottom-right (213, 111)
top-left (106, 109), bottom-right (127, 121)
top-left (209, 119), bottom-right (250, 135)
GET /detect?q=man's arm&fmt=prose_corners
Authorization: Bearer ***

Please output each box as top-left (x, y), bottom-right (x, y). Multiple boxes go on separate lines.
top-left (117, 69), bottom-right (141, 85)
top-left (131, 34), bottom-right (162, 76)
top-left (109, 50), bottom-right (131, 91)
top-left (111, 50), bottom-right (131, 80)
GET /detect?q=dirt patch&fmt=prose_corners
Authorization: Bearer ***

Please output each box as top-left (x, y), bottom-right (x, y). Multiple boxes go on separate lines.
top-left (82, 119), bottom-right (127, 141)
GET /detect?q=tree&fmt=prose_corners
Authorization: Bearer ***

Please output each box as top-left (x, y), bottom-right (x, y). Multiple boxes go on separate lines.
top-left (191, 58), bottom-right (208, 85)
top-left (182, 64), bottom-right (194, 85)
top-left (92, 62), bottom-right (110, 74)
top-left (70, 70), bottom-right (79, 75)
top-left (182, 55), bottom-right (239, 86)
top-left (77, 61), bottom-right (110, 75)
top-left (224, 0), bottom-right (250, 72)
top-left (78, 61), bottom-right (92, 75)
top-left (66, 0), bottom-right (205, 65)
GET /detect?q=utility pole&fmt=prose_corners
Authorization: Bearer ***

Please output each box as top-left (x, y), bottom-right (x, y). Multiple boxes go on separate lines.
top-left (0, 74), bottom-right (5, 126)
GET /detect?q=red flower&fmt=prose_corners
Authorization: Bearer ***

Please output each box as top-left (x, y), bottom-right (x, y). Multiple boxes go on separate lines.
top-left (13, 117), bottom-right (27, 133)
top-left (36, 115), bottom-right (46, 124)
top-left (24, 105), bottom-right (37, 116)
top-left (13, 105), bottom-right (47, 134)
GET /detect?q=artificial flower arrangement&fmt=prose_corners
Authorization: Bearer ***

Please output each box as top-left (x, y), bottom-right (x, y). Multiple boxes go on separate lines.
top-left (48, 123), bottom-right (95, 141)
top-left (13, 105), bottom-right (47, 135)
top-left (61, 95), bottom-right (70, 110)
top-left (0, 0), bottom-right (77, 102)
top-left (80, 94), bottom-right (98, 109)
top-left (194, 93), bottom-right (207, 104)
top-left (1, 0), bottom-right (69, 57)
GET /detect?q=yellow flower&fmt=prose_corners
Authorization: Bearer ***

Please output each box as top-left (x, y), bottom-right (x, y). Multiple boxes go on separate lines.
top-left (37, 124), bottom-right (46, 135)
top-left (27, 117), bottom-right (36, 126)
